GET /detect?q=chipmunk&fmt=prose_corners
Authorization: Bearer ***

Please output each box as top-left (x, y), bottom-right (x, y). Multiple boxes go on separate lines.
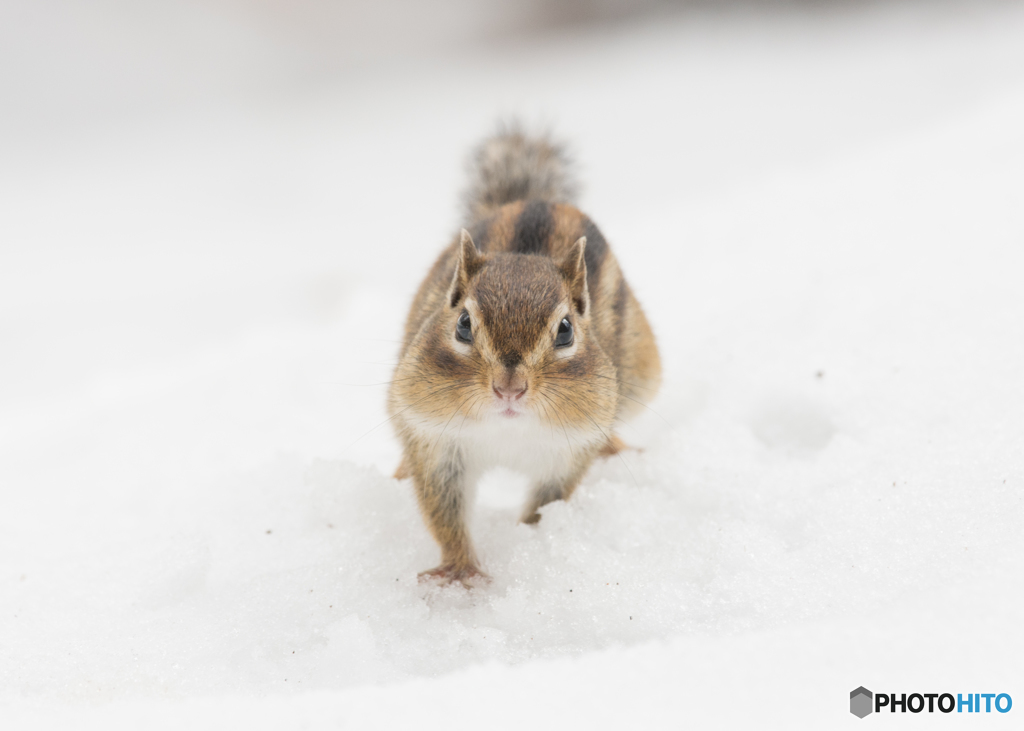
top-left (388, 126), bottom-right (661, 585)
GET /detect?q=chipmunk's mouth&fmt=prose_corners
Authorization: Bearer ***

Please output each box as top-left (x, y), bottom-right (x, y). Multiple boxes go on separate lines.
top-left (491, 388), bottom-right (529, 418)
top-left (492, 398), bottom-right (528, 418)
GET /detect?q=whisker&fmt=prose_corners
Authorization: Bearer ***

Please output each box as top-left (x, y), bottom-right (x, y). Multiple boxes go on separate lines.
top-left (539, 390), bottom-right (576, 468)
top-left (555, 390), bottom-right (639, 489)
top-left (348, 382), bottom-right (467, 446)
top-left (535, 367), bottom-right (658, 393)
top-left (431, 393), bottom-right (477, 455)
top-left (537, 375), bottom-right (673, 428)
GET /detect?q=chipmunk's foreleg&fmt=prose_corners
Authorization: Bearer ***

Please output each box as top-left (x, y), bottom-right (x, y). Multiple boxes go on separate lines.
top-left (520, 460), bottom-right (591, 524)
top-left (408, 447), bottom-right (487, 585)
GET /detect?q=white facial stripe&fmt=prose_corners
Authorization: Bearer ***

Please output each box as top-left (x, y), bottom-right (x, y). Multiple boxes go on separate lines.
top-left (549, 303), bottom-right (571, 334)
top-left (452, 339), bottom-right (474, 356)
top-left (553, 340), bottom-right (578, 359)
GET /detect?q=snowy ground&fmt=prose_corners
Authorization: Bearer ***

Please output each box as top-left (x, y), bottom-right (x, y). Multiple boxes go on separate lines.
top-left (2, 1), bottom-right (1023, 728)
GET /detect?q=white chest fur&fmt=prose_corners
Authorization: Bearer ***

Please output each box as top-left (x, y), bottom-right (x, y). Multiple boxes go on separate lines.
top-left (454, 413), bottom-right (599, 485)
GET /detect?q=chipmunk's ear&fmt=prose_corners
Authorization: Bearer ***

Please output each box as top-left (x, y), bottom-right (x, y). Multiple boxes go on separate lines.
top-left (559, 236), bottom-right (589, 316)
top-left (448, 228), bottom-right (482, 307)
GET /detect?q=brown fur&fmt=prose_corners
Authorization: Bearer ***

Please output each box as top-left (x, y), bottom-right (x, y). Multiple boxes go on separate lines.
top-left (598, 434), bottom-right (630, 457)
top-left (388, 129), bottom-right (661, 585)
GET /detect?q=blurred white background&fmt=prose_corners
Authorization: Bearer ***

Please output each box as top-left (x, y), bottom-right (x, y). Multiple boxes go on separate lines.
top-left (2, 1), bottom-right (1023, 728)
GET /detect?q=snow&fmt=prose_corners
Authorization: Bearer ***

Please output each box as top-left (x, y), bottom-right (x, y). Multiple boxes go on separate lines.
top-left (2, 1), bottom-right (1024, 728)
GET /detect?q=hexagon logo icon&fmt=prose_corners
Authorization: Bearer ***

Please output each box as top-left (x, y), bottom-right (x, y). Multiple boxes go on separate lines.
top-left (850, 687), bottom-right (873, 718)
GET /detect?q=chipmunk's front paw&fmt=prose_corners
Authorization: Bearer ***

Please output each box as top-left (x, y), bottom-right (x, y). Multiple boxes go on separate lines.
top-left (418, 564), bottom-right (491, 588)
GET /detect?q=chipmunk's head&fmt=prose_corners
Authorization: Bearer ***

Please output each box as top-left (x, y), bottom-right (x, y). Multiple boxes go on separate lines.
top-left (416, 228), bottom-right (616, 430)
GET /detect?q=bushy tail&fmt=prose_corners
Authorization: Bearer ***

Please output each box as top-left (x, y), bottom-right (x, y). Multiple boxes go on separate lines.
top-left (462, 122), bottom-right (578, 225)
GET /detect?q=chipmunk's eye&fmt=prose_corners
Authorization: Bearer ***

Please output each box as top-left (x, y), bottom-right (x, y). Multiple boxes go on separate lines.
top-left (455, 311), bottom-right (473, 344)
top-left (554, 318), bottom-right (574, 348)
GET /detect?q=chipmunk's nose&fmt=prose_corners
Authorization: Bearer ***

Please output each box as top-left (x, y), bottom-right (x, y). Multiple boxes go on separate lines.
top-left (493, 373), bottom-right (527, 401)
